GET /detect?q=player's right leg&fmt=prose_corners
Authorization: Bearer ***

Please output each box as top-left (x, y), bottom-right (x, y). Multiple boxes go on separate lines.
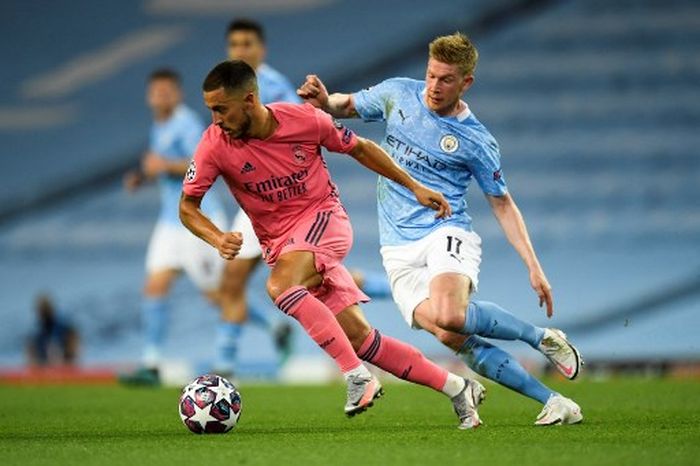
top-left (120, 221), bottom-right (182, 386)
top-left (119, 268), bottom-right (179, 386)
top-left (266, 249), bottom-right (378, 416)
top-left (216, 256), bottom-right (255, 377)
top-left (142, 269), bottom-right (179, 365)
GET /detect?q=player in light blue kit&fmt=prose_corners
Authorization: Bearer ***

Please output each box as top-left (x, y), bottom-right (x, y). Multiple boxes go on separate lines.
top-left (299, 33), bottom-right (583, 426)
top-left (216, 19), bottom-right (392, 377)
top-left (121, 69), bottom-right (227, 385)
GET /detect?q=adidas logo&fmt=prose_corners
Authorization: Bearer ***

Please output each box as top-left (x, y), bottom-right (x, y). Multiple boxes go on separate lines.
top-left (319, 337), bottom-right (335, 349)
top-left (240, 162), bottom-right (256, 174)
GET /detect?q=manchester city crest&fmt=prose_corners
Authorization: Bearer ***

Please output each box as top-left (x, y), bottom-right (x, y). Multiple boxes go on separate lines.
top-left (440, 134), bottom-right (459, 153)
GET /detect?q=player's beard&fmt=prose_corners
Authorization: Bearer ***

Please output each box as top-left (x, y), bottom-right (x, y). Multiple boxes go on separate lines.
top-left (229, 112), bottom-right (252, 139)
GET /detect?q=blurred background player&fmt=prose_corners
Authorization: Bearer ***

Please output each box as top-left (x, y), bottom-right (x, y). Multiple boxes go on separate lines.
top-left (218, 18), bottom-right (392, 372)
top-left (120, 69), bottom-right (227, 385)
top-left (299, 33), bottom-right (583, 426)
top-left (217, 18), bottom-right (299, 366)
top-left (25, 294), bottom-right (79, 367)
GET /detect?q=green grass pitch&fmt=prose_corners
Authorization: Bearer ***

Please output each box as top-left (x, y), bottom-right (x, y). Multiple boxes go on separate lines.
top-left (1, 378), bottom-right (698, 466)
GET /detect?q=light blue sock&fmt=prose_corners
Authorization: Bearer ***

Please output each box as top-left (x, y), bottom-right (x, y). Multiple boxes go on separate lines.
top-left (246, 302), bottom-right (273, 331)
top-left (360, 271), bottom-right (392, 299)
top-left (142, 297), bottom-right (169, 368)
top-left (462, 301), bottom-right (545, 348)
top-left (460, 335), bottom-right (554, 404)
top-left (215, 321), bottom-right (243, 373)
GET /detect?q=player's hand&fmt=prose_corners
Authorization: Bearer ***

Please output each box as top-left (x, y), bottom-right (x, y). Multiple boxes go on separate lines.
top-left (123, 170), bottom-right (144, 193)
top-left (142, 152), bottom-right (169, 177)
top-left (413, 185), bottom-right (452, 219)
top-left (530, 268), bottom-right (554, 318)
top-left (297, 74), bottom-right (329, 109)
top-left (216, 232), bottom-right (243, 260)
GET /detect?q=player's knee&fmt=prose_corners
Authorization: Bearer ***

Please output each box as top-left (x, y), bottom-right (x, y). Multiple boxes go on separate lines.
top-left (221, 260), bottom-right (255, 296)
top-left (219, 302), bottom-right (247, 323)
top-left (434, 308), bottom-right (466, 333)
top-left (430, 293), bottom-right (468, 331)
top-left (434, 328), bottom-right (466, 352)
top-left (267, 259), bottom-right (320, 302)
top-left (144, 281), bottom-right (169, 298)
top-left (221, 272), bottom-right (246, 297)
top-left (266, 276), bottom-right (298, 302)
top-left (266, 279), bottom-right (282, 301)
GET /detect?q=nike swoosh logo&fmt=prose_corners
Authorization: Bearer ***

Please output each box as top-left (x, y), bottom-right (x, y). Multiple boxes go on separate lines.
top-left (555, 361), bottom-right (574, 377)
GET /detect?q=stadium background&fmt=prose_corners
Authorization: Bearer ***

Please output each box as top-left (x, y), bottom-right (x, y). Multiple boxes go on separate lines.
top-left (0, 0), bottom-right (698, 383)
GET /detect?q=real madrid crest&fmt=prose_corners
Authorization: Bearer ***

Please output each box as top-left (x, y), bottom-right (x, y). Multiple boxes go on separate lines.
top-left (440, 134), bottom-right (459, 153)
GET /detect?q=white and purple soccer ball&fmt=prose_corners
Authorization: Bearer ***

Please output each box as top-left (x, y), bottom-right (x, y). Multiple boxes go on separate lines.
top-left (178, 374), bottom-right (242, 434)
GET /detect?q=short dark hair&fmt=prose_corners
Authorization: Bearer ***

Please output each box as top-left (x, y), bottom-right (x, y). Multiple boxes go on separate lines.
top-left (202, 60), bottom-right (257, 94)
top-left (148, 68), bottom-right (181, 85)
top-left (226, 18), bottom-right (265, 43)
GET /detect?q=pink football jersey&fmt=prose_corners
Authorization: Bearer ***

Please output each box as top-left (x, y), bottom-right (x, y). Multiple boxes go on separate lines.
top-left (183, 103), bottom-right (358, 245)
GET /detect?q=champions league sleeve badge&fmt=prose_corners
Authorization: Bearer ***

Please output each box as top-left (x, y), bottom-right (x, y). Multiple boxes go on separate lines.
top-left (185, 160), bottom-right (196, 182)
top-left (440, 134), bottom-right (459, 153)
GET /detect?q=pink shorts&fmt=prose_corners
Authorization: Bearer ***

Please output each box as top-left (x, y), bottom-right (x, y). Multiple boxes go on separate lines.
top-left (261, 205), bottom-right (369, 314)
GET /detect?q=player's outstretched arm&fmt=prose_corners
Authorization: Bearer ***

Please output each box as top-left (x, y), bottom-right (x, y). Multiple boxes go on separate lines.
top-left (179, 193), bottom-right (242, 260)
top-left (487, 193), bottom-right (554, 317)
top-left (297, 75), bottom-right (358, 118)
top-left (350, 137), bottom-right (451, 219)
top-left (143, 152), bottom-right (190, 177)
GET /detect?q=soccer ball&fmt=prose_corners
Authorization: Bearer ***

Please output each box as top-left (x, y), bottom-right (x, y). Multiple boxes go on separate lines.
top-left (178, 374), bottom-right (242, 434)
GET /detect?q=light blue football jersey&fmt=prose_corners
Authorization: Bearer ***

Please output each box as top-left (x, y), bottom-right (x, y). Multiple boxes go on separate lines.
top-left (352, 78), bottom-right (508, 246)
top-left (149, 104), bottom-right (222, 224)
top-left (257, 63), bottom-right (301, 104)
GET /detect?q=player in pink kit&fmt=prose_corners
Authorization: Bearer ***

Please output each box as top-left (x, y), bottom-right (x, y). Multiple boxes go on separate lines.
top-left (180, 60), bottom-right (486, 428)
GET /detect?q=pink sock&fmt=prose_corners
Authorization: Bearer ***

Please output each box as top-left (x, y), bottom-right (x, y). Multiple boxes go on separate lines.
top-left (358, 329), bottom-right (448, 392)
top-left (275, 286), bottom-right (362, 373)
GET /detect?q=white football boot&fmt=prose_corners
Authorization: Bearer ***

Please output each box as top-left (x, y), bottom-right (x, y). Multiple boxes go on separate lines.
top-left (345, 373), bottom-right (383, 417)
top-left (451, 378), bottom-right (486, 430)
top-left (535, 394), bottom-right (583, 426)
top-left (538, 328), bottom-right (583, 380)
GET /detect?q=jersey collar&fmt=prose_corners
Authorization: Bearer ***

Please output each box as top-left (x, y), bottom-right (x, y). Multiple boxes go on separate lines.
top-left (420, 87), bottom-right (471, 122)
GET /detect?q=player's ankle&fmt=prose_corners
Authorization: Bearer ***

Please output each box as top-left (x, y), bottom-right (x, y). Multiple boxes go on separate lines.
top-left (344, 364), bottom-right (372, 380)
top-left (441, 373), bottom-right (466, 398)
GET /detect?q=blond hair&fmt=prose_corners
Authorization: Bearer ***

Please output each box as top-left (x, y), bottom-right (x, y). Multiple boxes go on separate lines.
top-left (429, 33), bottom-right (478, 76)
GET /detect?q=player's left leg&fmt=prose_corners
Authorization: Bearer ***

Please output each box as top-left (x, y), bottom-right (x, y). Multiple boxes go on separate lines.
top-left (319, 259), bottom-right (482, 428)
top-left (266, 249), bottom-right (383, 415)
top-left (425, 273), bottom-right (582, 380)
top-left (417, 315), bottom-right (582, 425)
top-left (334, 301), bottom-right (484, 429)
top-left (420, 228), bottom-right (582, 380)
top-left (416, 311), bottom-right (555, 404)
top-left (382, 227), bottom-right (582, 423)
